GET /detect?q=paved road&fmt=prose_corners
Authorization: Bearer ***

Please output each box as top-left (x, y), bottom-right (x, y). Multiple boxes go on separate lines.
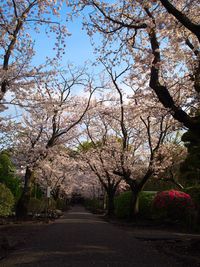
top-left (2, 206), bottom-right (183, 267)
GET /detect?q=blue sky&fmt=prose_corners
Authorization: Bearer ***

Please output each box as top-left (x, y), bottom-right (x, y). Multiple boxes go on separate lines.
top-left (2, 2), bottom-right (126, 118)
top-left (31, 6), bottom-right (97, 69)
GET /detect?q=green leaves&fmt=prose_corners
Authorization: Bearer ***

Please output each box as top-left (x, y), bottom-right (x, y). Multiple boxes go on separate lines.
top-left (0, 151), bottom-right (21, 198)
top-left (0, 183), bottom-right (14, 216)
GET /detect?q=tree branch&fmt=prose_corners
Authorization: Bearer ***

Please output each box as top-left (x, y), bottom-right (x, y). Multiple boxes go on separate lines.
top-left (159, 0), bottom-right (200, 42)
top-left (146, 8), bottom-right (200, 133)
top-left (91, 0), bottom-right (147, 30)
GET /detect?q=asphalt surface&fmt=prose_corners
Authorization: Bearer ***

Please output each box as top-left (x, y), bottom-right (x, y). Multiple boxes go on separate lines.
top-left (1, 206), bottom-right (184, 267)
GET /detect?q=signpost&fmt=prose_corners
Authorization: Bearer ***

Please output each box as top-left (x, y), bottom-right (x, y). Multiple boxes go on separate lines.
top-left (47, 186), bottom-right (51, 198)
top-left (46, 186), bottom-right (51, 221)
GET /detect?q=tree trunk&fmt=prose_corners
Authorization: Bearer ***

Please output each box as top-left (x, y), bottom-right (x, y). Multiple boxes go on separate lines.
top-left (129, 189), bottom-right (139, 219)
top-left (106, 190), bottom-right (115, 216)
top-left (16, 167), bottom-right (34, 218)
top-left (51, 186), bottom-right (60, 201)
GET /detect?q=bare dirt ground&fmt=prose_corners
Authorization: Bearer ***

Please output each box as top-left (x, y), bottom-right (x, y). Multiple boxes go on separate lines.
top-left (0, 206), bottom-right (200, 267)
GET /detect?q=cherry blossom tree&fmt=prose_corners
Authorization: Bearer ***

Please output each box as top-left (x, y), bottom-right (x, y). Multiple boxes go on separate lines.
top-left (69, 0), bottom-right (200, 181)
top-left (78, 64), bottom-right (181, 217)
top-left (12, 67), bottom-right (96, 217)
top-left (0, 0), bottom-right (68, 101)
top-left (69, 0), bottom-right (199, 128)
top-left (35, 148), bottom-right (74, 199)
top-left (153, 140), bottom-right (187, 189)
top-left (77, 136), bottom-right (123, 215)
top-left (109, 64), bottom-right (183, 215)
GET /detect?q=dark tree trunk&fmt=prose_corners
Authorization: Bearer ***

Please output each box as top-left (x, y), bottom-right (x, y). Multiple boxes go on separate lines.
top-left (125, 169), bottom-right (153, 219)
top-left (51, 186), bottom-right (60, 201)
top-left (129, 189), bottom-right (140, 219)
top-left (106, 190), bottom-right (115, 216)
top-left (16, 167), bottom-right (34, 218)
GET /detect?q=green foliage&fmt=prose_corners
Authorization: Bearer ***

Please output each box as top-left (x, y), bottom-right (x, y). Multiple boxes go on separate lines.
top-left (77, 140), bottom-right (102, 153)
top-left (144, 179), bottom-right (176, 191)
top-left (78, 141), bottom-right (95, 152)
top-left (49, 198), bottom-right (56, 209)
top-left (84, 198), bottom-right (103, 212)
top-left (139, 191), bottom-right (157, 219)
top-left (0, 183), bottom-right (15, 216)
top-left (56, 198), bottom-right (67, 211)
top-left (114, 191), bottom-right (157, 219)
top-left (152, 190), bottom-right (195, 223)
top-left (31, 183), bottom-right (43, 199)
top-left (114, 191), bottom-right (132, 218)
top-left (183, 186), bottom-right (200, 210)
top-left (0, 151), bottom-right (22, 198)
top-left (28, 198), bottom-right (56, 215)
top-left (184, 186), bottom-right (200, 229)
top-left (28, 198), bottom-right (46, 215)
top-left (0, 151), bottom-right (15, 175)
top-left (181, 127), bottom-right (200, 185)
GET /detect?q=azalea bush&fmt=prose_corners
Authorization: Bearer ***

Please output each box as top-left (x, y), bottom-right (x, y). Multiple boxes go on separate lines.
top-left (152, 190), bottom-right (195, 223)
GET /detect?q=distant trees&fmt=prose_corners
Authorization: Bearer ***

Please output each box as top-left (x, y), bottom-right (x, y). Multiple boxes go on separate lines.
top-left (78, 138), bottom-right (123, 215)
top-left (77, 66), bottom-right (181, 217)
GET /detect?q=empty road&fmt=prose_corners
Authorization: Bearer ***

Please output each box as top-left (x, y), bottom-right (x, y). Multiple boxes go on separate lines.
top-left (2, 206), bottom-right (183, 267)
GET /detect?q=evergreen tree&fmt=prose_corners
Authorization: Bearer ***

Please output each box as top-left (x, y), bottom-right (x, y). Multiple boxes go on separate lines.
top-left (0, 151), bottom-right (21, 198)
top-left (181, 117), bottom-right (200, 185)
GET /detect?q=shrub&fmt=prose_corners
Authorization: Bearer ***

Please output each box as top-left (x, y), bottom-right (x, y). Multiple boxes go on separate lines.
top-left (139, 191), bottom-right (157, 219)
top-left (183, 186), bottom-right (200, 211)
top-left (114, 191), bottom-right (132, 218)
top-left (49, 198), bottom-right (56, 210)
top-left (0, 151), bottom-right (22, 199)
top-left (0, 183), bottom-right (15, 216)
top-left (56, 198), bottom-right (67, 211)
top-left (85, 198), bottom-right (103, 212)
top-left (152, 190), bottom-right (195, 223)
top-left (114, 191), bottom-right (157, 219)
top-left (28, 198), bottom-right (57, 215)
top-left (28, 198), bottom-right (46, 215)
top-left (31, 184), bottom-right (43, 199)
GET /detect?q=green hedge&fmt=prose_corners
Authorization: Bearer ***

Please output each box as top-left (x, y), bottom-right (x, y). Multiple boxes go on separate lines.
top-left (114, 191), bottom-right (157, 219)
top-left (139, 191), bottom-right (157, 219)
top-left (114, 191), bottom-right (132, 218)
top-left (28, 198), bottom-right (56, 215)
top-left (84, 198), bottom-right (103, 212)
top-left (0, 183), bottom-right (15, 216)
top-left (28, 198), bottom-right (46, 214)
top-left (56, 199), bottom-right (67, 211)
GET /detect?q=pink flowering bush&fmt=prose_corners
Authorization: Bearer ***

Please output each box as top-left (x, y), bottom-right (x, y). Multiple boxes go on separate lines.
top-left (152, 190), bottom-right (195, 222)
